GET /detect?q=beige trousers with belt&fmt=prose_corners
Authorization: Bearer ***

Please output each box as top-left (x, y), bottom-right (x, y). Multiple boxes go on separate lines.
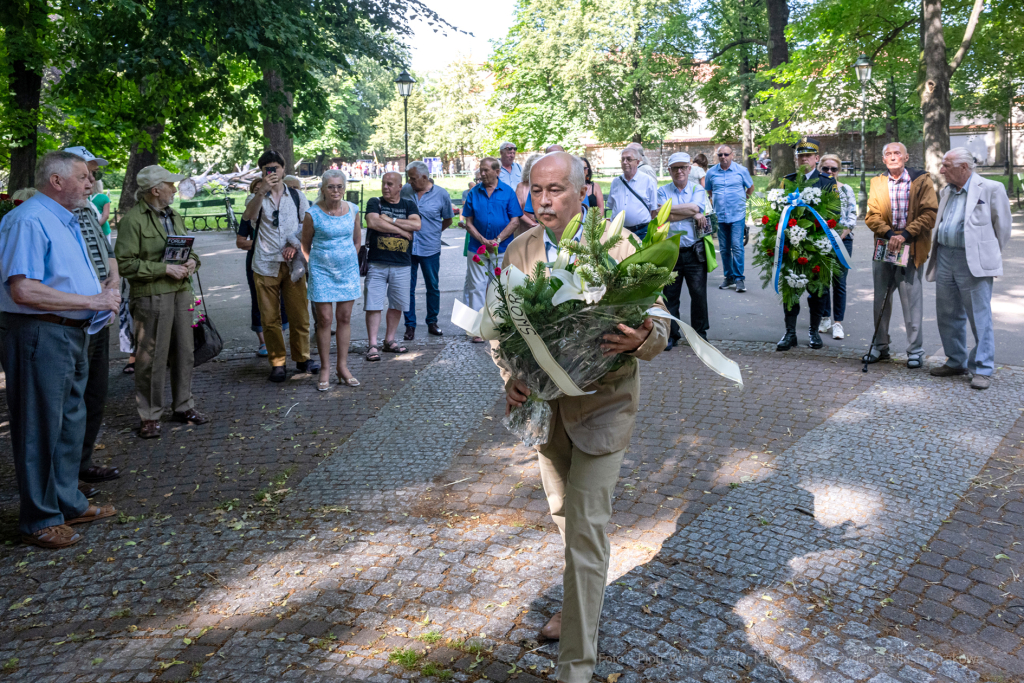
top-left (130, 290), bottom-right (195, 420)
top-left (538, 411), bottom-right (625, 683)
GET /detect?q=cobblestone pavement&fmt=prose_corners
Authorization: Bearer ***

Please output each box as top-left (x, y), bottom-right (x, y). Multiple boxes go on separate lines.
top-left (0, 338), bottom-right (1022, 683)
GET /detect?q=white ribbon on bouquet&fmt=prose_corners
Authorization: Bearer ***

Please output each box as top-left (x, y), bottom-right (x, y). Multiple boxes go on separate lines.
top-left (452, 265), bottom-right (744, 394)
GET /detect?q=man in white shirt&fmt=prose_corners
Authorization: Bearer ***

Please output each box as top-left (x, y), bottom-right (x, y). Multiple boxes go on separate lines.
top-left (656, 153), bottom-right (709, 349)
top-left (498, 142), bottom-right (522, 189)
top-left (626, 142), bottom-right (659, 181)
top-left (240, 150), bottom-right (317, 382)
top-left (608, 148), bottom-right (657, 239)
top-left (926, 148), bottom-right (1012, 390)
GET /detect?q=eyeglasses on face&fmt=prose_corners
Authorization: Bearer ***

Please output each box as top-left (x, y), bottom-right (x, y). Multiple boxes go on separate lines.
top-left (670, 166), bottom-right (690, 172)
top-left (820, 166), bottom-right (839, 173)
top-left (717, 153), bottom-right (731, 157)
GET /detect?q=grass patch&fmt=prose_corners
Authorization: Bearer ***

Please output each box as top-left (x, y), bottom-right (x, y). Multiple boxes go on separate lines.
top-left (388, 648), bottom-right (421, 670)
top-left (420, 662), bottom-right (453, 680)
top-left (417, 630), bottom-right (443, 644)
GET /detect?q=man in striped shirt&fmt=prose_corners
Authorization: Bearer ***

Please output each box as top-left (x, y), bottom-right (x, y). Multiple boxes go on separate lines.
top-left (864, 142), bottom-right (938, 369)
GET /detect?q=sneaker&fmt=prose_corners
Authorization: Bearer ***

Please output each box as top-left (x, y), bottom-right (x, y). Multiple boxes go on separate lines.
top-left (718, 279), bottom-right (736, 290)
top-left (831, 321), bottom-right (844, 339)
top-left (970, 375), bottom-right (991, 390)
top-left (296, 359), bottom-right (321, 374)
top-left (818, 316), bottom-right (832, 334)
top-left (735, 281), bottom-right (747, 293)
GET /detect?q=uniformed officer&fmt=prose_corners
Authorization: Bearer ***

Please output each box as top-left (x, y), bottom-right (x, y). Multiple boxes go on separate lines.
top-left (777, 137), bottom-right (837, 351)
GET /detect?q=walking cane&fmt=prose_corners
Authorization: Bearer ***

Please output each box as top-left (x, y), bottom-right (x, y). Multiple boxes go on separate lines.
top-left (863, 264), bottom-right (899, 373)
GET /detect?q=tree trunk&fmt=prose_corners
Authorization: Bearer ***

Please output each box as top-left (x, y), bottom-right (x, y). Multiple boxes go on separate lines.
top-left (262, 67), bottom-right (295, 174)
top-left (739, 49), bottom-right (754, 176)
top-left (119, 124), bottom-right (164, 214)
top-left (920, 0), bottom-right (950, 177)
top-left (7, 59), bottom-right (42, 193)
top-left (766, 0), bottom-right (794, 184)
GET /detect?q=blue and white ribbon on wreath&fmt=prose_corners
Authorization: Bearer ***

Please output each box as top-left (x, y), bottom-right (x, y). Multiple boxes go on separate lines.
top-left (771, 191), bottom-right (852, 294)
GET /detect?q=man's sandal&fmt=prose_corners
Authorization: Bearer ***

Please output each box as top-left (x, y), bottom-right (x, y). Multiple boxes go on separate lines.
top-left (365, 346), bottom-right (381, 362)
top-left (22, 524), bottom-right (80, 549)
top-left (382, 340), bottom-right (407, 354)
top-left (65, 504), bottom-right (117, 526)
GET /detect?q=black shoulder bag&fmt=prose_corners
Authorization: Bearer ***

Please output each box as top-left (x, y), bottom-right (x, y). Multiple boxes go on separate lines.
top-left (192, 269), bottom-right (223, 366)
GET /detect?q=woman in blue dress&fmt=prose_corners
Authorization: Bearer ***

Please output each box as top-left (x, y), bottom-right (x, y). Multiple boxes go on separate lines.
top-left (301, 169), bottom-right (362, 391)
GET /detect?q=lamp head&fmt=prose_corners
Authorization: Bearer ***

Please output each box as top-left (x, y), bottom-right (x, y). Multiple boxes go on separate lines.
top-left (854, 54), bottom-right (873, 85)
top-left (394, 70), bottom-right (416, 98)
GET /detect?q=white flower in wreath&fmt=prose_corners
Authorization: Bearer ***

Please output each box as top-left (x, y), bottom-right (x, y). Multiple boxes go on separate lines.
top-left (766, 188), bottom-right (786, 211)
top-left (786, 225), bottom-right (808, 246)
top-left (800, 187), bottom-right (823, 205)
top-left (784, 271), bottom-right (809, 288)
top-left (813, 236), bottom-right (833, 253)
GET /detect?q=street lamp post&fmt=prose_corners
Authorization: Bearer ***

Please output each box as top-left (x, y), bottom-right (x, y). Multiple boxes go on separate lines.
top-left (394, 70), bottom-right (416, 173)
top-left (854, 54), bottom-right (873, 215)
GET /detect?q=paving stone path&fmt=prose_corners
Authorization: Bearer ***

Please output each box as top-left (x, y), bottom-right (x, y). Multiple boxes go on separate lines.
top-left (0, 340), bottom-right (1022, 683)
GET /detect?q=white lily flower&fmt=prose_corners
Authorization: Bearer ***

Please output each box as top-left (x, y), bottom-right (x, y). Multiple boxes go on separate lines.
top-left (550, 269), bottom-right (607, 306)
top-left (550, 248), bottom-right (572, 271)
top-left (604, 211), bottom-right (626, 245)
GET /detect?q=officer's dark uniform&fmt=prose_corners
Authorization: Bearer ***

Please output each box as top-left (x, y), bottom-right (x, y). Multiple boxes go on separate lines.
top-left (777, 137), bottom-right (837, 351)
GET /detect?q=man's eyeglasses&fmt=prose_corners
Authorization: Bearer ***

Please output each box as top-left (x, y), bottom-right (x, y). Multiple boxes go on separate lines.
top-left (717, 153), bottom-right (731, 158)
top-left (272, 210), bottom-right (279, 227)
top-left (669, 166), bottom-right (690, 172)
top-left (820, 166), bottom-right (839, 174)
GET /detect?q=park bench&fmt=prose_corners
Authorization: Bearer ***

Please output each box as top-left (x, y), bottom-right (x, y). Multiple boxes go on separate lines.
top-left (178, 197), bottom-right (238, 231)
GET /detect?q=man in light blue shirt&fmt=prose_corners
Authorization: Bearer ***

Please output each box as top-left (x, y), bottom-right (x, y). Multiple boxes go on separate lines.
top-left (705, 145), bottom-right (754, 292)
top-left (401, 161), bottom-right (453, 340)
top-left (498, 142), bottom-right (522, 189)
top-left (656, 153), bottom-right (710, 348)
top-left (0, 151), bottom-right (121, 548)
top-left (607, 147), bottom-right (658, 239)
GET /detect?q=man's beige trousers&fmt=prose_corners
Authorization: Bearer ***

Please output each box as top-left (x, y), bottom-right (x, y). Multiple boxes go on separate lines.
top-left (538, 416), bottom-right (625, 683)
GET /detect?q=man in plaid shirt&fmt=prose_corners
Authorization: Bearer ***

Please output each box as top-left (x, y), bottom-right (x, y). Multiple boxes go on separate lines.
top-left (864, 142), bottom-right (938, 368)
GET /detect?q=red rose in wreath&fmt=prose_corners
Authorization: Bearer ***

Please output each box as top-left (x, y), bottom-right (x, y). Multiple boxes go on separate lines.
top-left (767, 250), bottom-right (775, 257)
top-left (761, 215), bottom-right (770, 225)
top-left (826, 219), bottom-right (837, 229)
top-left (789, 219), bottom-right (798, 227)
top-left (812, 265), bottom-right (821, 273)
top-left (797, 257), bottom-right (809, 265)
top-left (0, 194), bottom-right (9, 200)
top-left (783, 246), bottom-right (790, 254)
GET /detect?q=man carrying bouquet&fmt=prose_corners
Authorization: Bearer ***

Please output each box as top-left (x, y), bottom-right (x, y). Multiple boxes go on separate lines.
top-left (501, 152), bottom-right (669, 683)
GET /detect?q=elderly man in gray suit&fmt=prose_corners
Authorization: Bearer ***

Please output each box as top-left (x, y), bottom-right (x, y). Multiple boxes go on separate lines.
top-left (926, 147), bottom-right (1012, 390)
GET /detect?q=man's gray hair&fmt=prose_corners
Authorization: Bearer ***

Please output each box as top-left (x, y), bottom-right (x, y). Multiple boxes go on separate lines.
top-left (566, 154), bottom-right (586, 194)
top-left (406, 160), bottom-right (429, 176)
top-left (521, 153), bottom-right (542, 186)
top-left (621, 147), bottom-right (640, 160)
top-left (34, 151), bottom-right (86, 189)
top-left (945, 147), bottom-right (977, 170)
top-left (499, 141), bottom-right (516, 152)
top-left (317, 169), bottom-right (347, 202)
top-left (883, 141), bottom-right (908, 157)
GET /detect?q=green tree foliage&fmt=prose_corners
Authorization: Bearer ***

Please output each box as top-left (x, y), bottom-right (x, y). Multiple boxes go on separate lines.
top-left (487, 0), bottom-right (698, 151)
top-left (420, 58), bottom-right (496, 169)
top-left (368, 72), bottom-right (431, 161)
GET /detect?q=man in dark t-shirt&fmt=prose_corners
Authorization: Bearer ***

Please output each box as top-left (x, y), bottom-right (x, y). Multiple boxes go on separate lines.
top-left (363, 172), bottom-right (421, 359)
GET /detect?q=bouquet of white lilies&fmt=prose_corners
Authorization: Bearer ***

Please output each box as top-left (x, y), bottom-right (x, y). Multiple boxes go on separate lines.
top-left (454, 204), bottom-right (743, 446)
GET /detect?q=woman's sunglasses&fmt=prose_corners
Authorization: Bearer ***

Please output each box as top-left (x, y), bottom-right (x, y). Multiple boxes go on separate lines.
top-left (820, 166), bottom-right (839, 174)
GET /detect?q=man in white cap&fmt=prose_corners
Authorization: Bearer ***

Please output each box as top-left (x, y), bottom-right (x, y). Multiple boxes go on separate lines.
top-left (63, 146), bottom-right (122, 492)
top-left (656, 152), bottom-right (710, 349)
top-left (498, 142), bottom-right (522, 189)
top-left (115, 165), bottom-right (209, 440)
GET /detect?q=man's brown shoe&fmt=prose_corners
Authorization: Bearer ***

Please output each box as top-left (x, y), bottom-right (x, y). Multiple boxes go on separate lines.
top-left (79, 465), bottom-right (120, 483)
top-left (404, 325), bottom-right (415, 341)
top-left (139, 420), bottom-right (161, 439)
top-left (971, 375), bottom-right (991, 390)
top-left (22, 525), bottom-right (80, 549)
top-left (539, 611), bottom-right (561, 641)
top-left (66, 504), bottom-right (117, 526)
top-left (930, 364), bottom-right (968, 377)
top-left (78, 481), bottom-right (100, 499)
top-left (428, 323), bottom-right (443, 336)
top-left (172, 409), bottom-right (210, 425)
